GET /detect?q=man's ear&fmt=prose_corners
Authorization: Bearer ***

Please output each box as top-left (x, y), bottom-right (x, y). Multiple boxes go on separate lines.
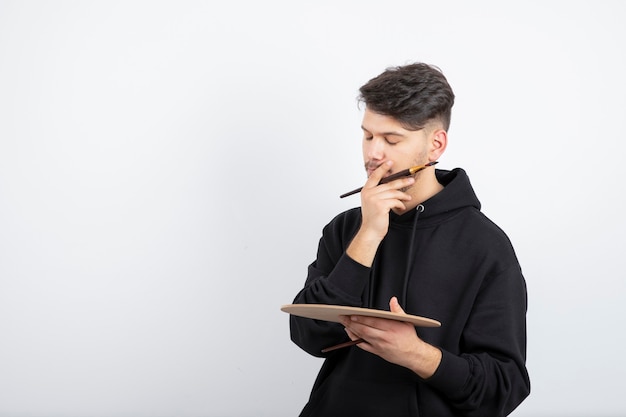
top-left (429, 129), bottom-right (448, 161)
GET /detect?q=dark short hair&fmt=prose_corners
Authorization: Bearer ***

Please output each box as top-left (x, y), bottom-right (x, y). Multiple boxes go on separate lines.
top-left (358, 63), bottom-right (455, 131)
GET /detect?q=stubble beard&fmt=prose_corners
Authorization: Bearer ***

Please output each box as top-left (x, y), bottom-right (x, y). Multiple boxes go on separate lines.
top-left (364, 153), bottom-right (429, 192)
top-left (399, 170), bottom-right (421, 193)
top-left (400, 154), bottom-right (429, 193)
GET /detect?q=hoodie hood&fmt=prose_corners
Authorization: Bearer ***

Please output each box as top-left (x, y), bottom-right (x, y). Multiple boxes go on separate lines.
top-left (390, 168), bottom-right (481, 226)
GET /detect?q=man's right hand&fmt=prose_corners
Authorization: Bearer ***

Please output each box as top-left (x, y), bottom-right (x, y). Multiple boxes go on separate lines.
top-left (345, 161), bottom-right (414, 267)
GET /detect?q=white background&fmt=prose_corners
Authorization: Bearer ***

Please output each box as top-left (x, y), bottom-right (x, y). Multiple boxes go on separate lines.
top-left (1, 1), bottom-right (625, 416)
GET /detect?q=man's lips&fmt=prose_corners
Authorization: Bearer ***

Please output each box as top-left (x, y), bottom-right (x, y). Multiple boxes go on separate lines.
top-left (365, 163), bottom-right (382, 177)
top-left (366, 164), bottom-right (393, 178)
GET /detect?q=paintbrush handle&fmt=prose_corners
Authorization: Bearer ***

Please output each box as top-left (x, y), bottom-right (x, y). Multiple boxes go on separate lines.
top-left (339, 161), bottom-right (437, 199)
top-left (378, 168), bottom-right (413, 185)
top-left (321, 338), bottom-right (365, 353)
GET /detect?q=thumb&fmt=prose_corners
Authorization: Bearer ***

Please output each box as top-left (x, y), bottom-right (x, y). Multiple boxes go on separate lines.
top-left (389, 296), bottom-right (406, 314)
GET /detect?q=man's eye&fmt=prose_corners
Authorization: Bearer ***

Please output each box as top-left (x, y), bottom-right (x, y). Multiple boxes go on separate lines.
top-left (364, 136), bottom-right (373, 141)
top-left (385, 138), bottom-right (398, 145)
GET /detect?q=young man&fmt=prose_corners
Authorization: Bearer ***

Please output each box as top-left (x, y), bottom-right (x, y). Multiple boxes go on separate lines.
top-left (289, 63), bottom-right (530, 416)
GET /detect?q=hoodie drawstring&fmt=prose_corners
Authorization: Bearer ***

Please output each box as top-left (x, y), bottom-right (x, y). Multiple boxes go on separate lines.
top-left (367, 204), bottom-right (424, 310)
top-left (401, 204), bottom-right (424, 308)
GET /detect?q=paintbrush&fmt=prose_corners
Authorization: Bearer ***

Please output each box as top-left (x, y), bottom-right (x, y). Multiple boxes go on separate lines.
top-left (321, 338), bottom-right (365, 353)
top-left (339, 161), bottom-right (438, 198)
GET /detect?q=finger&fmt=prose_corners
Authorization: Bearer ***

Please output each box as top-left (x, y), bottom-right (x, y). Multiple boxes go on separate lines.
top-left (389, 296), bottom-right (406, 314)
top-left (344, 327), bottom-right (360, 341)
top-left (380, 182), bottom-right (415, 203)
top-left (365, 160), bottom-right (394, 187)
top-left (366, 177), bottom-right (415, 198)
top-left (346, 315), bottom-right (387, 331)
top-left (385, 175), bottom-right (415, 192)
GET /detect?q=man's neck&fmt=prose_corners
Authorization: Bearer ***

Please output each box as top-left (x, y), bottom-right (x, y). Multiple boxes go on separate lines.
top-left (392, 172), bottom-right (443, 215)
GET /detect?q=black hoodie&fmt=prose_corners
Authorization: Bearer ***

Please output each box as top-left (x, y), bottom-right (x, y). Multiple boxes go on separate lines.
top-left (290, 168), bottom-right (530, 417)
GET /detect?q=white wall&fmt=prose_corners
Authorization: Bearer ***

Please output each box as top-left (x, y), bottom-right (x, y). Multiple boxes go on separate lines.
top-left (1, 1), bottom-right (624, 416)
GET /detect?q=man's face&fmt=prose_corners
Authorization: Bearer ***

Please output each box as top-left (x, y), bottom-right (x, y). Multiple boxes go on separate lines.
top-left (361, 108), bottom-right (429, 178)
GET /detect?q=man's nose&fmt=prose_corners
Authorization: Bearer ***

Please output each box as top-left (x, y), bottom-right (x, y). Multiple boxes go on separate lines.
top-left (366, 137), bottom-right (385, 160)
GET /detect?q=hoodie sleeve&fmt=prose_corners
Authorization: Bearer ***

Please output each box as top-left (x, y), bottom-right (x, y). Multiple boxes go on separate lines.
top-left (289, 212), bottom-right (370, 357)
top-left (424, 263), bottom-right (531, 416)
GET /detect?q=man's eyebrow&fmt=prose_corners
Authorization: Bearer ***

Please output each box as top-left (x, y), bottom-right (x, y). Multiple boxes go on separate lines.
top-left (360, 125), bottom-right (408, 137)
